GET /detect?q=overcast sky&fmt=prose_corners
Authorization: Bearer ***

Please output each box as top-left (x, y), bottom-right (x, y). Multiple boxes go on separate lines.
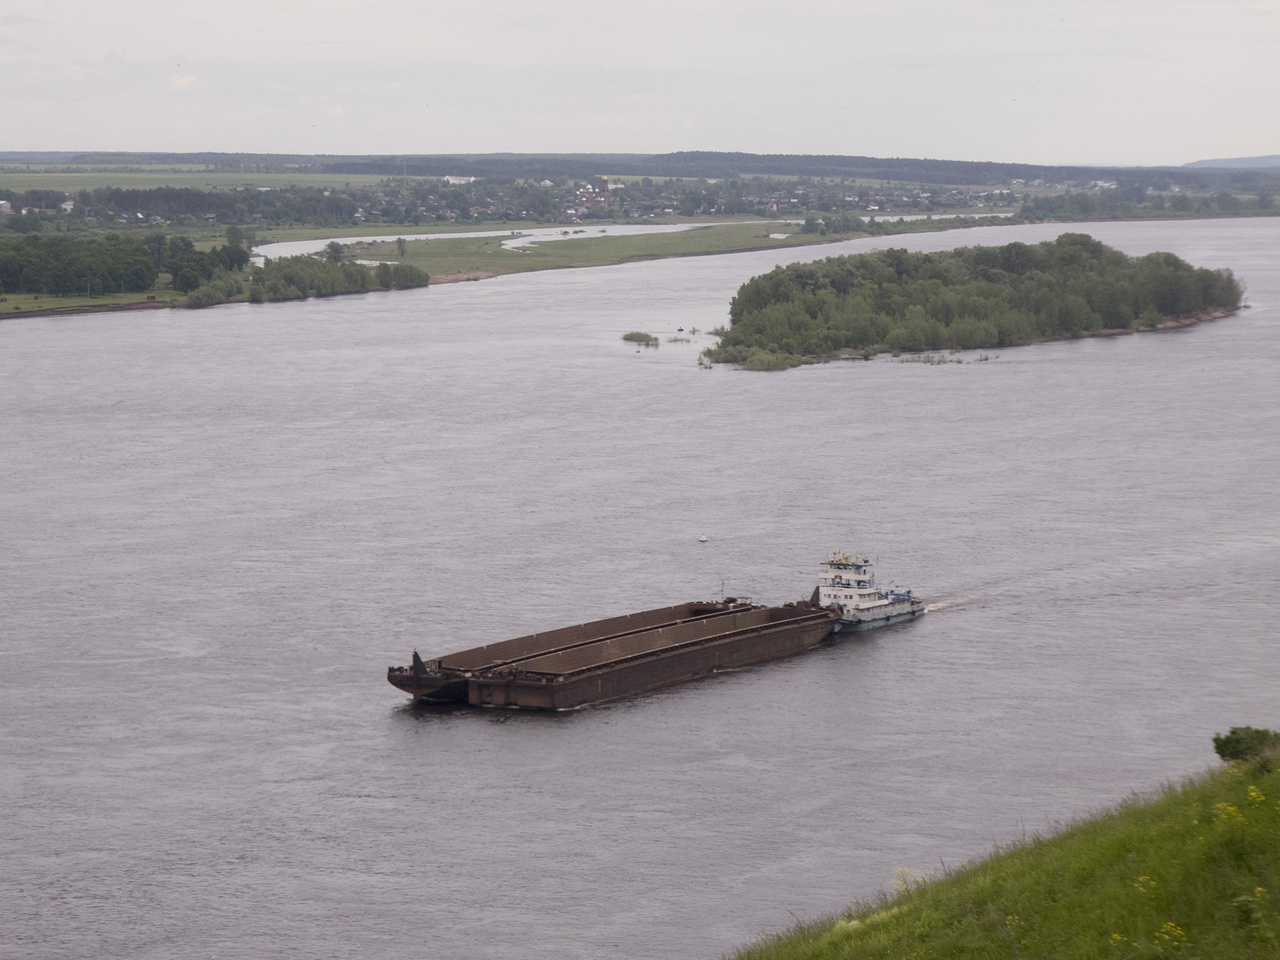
top-left (2, 0), bottom-right (1276, 167)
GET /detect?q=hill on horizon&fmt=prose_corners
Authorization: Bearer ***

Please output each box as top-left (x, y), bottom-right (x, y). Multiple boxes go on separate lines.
top-left (1184, 154), bottom-right (1280, 169)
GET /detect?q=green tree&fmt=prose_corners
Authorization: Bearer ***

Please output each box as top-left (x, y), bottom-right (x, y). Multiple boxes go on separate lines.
top-left (1213, 726), bottom-right (1280, 761)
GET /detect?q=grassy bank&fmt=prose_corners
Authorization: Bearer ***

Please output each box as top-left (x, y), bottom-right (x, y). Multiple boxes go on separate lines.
top-left (347, 222), bottom-right (848, 282)
top-left (0, 290), bottom-right (178, 318)
top-left (730, 751), bottom-right (1279, 960)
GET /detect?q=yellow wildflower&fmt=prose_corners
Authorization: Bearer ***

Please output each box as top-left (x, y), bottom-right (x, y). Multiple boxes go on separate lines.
top-left (1214, 802), bottom-right (1247, 825)
top-left (1154, 920), bottom-right (1187, 952)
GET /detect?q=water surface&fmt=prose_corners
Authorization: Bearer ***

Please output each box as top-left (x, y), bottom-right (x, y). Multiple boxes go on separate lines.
top-left (3, 218), bottom-right (1277, 960)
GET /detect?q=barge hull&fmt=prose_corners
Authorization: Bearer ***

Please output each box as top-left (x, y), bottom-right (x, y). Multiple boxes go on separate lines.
top-left (834, 602), bottom-right (927, 632)
top-left (468, 605), bottom-right (840, 710)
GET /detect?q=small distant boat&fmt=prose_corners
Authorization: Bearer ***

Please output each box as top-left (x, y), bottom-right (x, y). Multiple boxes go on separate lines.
top-left (698, 535), bottom-right (708, 543)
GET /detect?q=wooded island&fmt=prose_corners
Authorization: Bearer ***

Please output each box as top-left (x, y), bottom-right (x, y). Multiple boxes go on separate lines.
top-left (705, 234), bottom-right (1243, 369)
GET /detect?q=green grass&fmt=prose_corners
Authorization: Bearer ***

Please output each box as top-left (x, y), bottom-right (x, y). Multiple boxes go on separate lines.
top-left (731, 753), bottom-right (1280, 960)
top-left (0, 289), bottom-right (179, 316)
top-left (346, 222), bottom-right (850, 280)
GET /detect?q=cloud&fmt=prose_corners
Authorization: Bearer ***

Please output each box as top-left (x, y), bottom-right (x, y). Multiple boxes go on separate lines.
top-left (170, 74), bottom-right (195, 90)
top-left (0, 13), bottom-right (37, 26)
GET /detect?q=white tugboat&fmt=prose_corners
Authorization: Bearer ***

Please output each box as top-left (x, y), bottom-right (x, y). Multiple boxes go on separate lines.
top-left (816, 551), bottom-right (926, 631)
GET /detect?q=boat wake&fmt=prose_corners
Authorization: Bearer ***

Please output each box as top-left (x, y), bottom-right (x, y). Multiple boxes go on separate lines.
top-left (923, 593), bottom-right (985, 613)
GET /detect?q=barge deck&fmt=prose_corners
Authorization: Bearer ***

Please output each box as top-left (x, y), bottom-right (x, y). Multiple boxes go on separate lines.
top-left (388, 600), bottom-right (840, 710)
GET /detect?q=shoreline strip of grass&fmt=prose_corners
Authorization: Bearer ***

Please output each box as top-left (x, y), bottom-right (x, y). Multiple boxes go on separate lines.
top-left (729, 749), bottom-right (1280, 960)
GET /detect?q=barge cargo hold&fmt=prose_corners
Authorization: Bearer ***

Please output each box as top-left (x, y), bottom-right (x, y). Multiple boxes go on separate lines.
top-left (388, 600), bottom-right (841, 711)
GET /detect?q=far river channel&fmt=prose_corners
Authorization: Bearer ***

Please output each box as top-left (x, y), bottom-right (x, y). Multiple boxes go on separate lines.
top-left (2, 218), bottom-right (1278, 960)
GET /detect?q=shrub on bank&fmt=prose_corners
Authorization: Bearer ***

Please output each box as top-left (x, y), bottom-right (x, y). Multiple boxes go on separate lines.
top-left (1214, 726), bottom-right (1280, 763)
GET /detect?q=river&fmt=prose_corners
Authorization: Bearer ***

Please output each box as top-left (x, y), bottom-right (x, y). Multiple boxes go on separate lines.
top-left (2, 218), bottom-right (1277, 960)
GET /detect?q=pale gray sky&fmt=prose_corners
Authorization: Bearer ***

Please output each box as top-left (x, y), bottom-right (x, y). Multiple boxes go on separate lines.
top-left (2, 0), bottom-right (1277, 166)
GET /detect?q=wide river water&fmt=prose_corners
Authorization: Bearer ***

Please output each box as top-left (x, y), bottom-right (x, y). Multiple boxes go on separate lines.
top-left (3, 218), bottom-right (1277, 960)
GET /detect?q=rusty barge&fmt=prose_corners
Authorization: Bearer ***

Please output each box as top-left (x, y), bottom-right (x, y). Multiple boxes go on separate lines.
top-left (388, 599), bottom-right (842, 710)
top-left (388, 554), bottom-right (924, 711)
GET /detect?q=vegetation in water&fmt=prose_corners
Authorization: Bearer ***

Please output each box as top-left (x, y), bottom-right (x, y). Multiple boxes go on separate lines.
top-left (622, 331), bottom-right (659, 347)
top-left (729, 733), bottom-right (1280, 960)
top-left (704, 234), bottom-right (1243, 369)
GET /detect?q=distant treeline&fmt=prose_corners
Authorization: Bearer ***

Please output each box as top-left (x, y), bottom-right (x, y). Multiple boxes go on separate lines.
top-left (0, 231), bottom-right (427, 307)
top-left (1023, 188), bottom-right (1272, 220)
top-left (0, 233), bottom-right (246, 296)
top-left (246, 255), bottom-right (428, 304)
top-left (0, 234), bottom-right (156, 295)
top-left (17, 150), bottom-right (1279, 192)
top-left (4, 165), bottom-right (1277, 238)
top-left (706, 234), bottom-right (1242, 369)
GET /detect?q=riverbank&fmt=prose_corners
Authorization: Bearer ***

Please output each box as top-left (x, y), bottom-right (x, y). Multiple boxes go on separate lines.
top-left (731, 749), bottom-right (1280, 960)
top-left (424, 231), bottom-right (866, 285)
top-left (338, 221), bottom-right (853, 285)
top-left (335, 215), bottom-right (1028, 286)
top-left (0, 295), bottom-right (176, 321)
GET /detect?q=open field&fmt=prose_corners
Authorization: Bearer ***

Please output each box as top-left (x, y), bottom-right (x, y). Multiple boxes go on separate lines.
top-left (0, 171), bottom-right (391, 192)
top-left (346, 222), bottom-right (850, 281)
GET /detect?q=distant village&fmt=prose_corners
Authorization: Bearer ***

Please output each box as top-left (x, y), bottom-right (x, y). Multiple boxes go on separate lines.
top-left (0, 170), bottom-right (1263, 233)
top-left (347, 174), bottom-right (1028, 224)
